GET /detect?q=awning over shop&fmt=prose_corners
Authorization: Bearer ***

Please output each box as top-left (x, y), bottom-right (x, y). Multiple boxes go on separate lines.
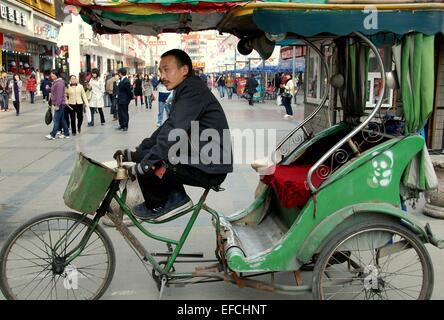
top-left (252, 9), bottom-right (444, 37)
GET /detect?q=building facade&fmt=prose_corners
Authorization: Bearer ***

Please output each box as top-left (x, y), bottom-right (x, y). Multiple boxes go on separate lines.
top-left (0, 0), bottom-right (61, 74)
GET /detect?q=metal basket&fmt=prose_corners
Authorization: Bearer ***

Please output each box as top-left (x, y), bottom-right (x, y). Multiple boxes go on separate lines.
top-left (63, 153), bottom-right (116, 214)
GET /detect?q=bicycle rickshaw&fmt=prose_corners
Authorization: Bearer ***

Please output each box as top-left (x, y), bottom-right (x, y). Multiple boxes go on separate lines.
top-left (2, 1), bottom-right (444, 300)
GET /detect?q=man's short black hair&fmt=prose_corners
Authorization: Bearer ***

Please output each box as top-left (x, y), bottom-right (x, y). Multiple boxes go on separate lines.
top-left (118, 67), bottom-right (127, 76)
top-left (161, 49), bottom-right (193, 76)
top-left (50, 69), bottom-right (61, 78)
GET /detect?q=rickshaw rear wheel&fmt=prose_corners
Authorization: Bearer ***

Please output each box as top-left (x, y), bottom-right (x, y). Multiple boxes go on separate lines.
top-left (0, 211), bottom-right (116, 300)
top-left (312, 219), bottom-right (434, 300)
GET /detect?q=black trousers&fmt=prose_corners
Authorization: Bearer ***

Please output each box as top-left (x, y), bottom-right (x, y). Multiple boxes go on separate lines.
top-left (118, 103), bottom-right (129, 128)
top-left (91, 107), bottom-right (105, 125)
top-left (67, 104), bottom-right (84, 134)
top-left (282, 95), bottom-right (293, 116)
top-left (110, 97), bottom-right (118, 118)
top-left (13, 101), bottom-right (19, 115)
top-left (137, 163), bottom-right (227, 209)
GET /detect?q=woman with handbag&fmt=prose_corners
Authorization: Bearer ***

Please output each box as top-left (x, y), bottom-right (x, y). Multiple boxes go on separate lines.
top-left (45, 70), bottom-right (69, 139)
top-left (281, 73), bottom-right (295, 119)
top-left (66, 75), bottom-right (89, 135)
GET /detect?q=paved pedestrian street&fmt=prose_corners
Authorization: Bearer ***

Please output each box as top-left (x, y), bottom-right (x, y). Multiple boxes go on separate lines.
top-left (1, 94), bottom-right (444, 299)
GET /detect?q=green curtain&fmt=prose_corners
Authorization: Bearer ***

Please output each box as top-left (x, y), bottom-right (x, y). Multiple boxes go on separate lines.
top-left (401, 33), bottom-right (435, 135)
top-left (336, 37), bottom-right (369, 120)
top-left (397, 33), bottom-right (437, 191)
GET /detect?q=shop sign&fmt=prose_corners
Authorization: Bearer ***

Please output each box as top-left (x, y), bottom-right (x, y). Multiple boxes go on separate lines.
top-left (0, 4), bottom-right (27, 27)
top-left (148, 41), bottom-right (166, 46)
top-left (192, 61), bottom-right (205, 69)
top-left (280, 46), bottom-right (306, 60)
top-left (34, 22), bottom-right (59, 40)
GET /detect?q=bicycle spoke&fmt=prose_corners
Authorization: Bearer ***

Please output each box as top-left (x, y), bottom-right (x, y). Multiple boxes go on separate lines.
top-left (2, 215), bottom-right (114, 300)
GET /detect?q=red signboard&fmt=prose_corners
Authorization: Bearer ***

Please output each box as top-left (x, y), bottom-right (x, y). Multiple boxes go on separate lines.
top-left (236, 77), bottom-right (246, 95)
top-left (280, 46), bottom-right (306, 60)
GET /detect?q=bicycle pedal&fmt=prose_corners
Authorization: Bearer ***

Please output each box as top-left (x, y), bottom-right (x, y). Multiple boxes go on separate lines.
top-left (158, 276), bottom-right (168, 300)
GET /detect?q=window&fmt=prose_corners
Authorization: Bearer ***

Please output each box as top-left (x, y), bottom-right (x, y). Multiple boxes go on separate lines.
top-left (366, 47), bottom-right (394, 108)
top-left (305, 42), bottom-right (394, 109)
top-left (305, 43), bottom-right (332, 105)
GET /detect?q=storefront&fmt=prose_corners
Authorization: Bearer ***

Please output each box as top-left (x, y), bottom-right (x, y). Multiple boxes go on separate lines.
top-left (33, 11), bottom-right (61, 73)
top-left (0, 0), bottom-right (32, 72)
top-left (0, 0), bottom-right (60, 74)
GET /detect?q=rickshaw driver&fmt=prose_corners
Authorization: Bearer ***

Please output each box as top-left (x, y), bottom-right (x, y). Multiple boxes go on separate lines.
top-left (113, 49), bottom-right (233, 221)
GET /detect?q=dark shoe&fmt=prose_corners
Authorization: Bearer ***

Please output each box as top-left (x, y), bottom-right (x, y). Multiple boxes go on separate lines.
top-left (122, 127), bottom-right (128, 132)
top-left (72, 132), bottom-right (77, 136)
top-left (101, 122), bottom-right (105, 126)
top-left (133, 193), bottom-right (193, 221)
top-left (87, 123), bottom-right (93, 127)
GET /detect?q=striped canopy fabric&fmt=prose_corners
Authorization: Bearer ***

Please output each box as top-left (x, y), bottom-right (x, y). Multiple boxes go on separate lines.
top-left (65, 1), bottom-right (444, 36)
top-left (64, 0), bottom-right (250, 35)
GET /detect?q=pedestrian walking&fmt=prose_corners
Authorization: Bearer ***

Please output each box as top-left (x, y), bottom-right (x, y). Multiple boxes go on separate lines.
top-left (151, 74), bottom-right (159, 91)
top-left (45, 69), bottom-right (69, 140)
top-left (66, 75), bottom-right (89, 135)
top-left (245, 74), bottom-right (258, 106)
top-left (88, 68), bottom-right (105, 126)
top-left (26, 74), bottom-right (37, 104)
top-left (105, 73), bottom-right (115, 108)
top-left (111, 73), bottom-right (120, 121)
top-left (143, 74), bottom-right (154, 109)
top-left (216, 74), bottom-right (226, 98)
top-left (133, 74), bottom-right (144, 107)
top-left (116, 67), bottom-right (133, 131)
top-left (281, 73), bottom-right (295, 119)
top-left (40, 73), bottom-right (52, 103)
top-left (10, 74), bottom-right (23, 116)
top-left (0, 71), bottom-right (11, 112)
top-left (225, 74), bottom-right (234, 99)
top-left (206, 75), bottom-right (213, 90)
top-left (157, 81), bottom-right (171, 127)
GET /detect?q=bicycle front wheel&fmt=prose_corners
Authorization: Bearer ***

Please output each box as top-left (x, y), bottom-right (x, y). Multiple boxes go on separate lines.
top-left (0, 211), bottom-right (116, 300)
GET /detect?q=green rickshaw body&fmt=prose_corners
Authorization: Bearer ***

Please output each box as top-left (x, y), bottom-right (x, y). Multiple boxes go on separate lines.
top-left (225, 134), bottom-right (427, 272)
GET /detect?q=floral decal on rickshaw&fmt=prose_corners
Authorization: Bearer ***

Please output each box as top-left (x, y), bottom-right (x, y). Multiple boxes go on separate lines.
top-left (368, 150), bottom-right (394, 188)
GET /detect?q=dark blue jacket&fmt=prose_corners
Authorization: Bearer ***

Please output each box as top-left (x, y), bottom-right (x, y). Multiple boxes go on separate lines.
top-left (133, 75), bottom-right (233, 175)
top-left (117, 77), bottom-right (133, 105)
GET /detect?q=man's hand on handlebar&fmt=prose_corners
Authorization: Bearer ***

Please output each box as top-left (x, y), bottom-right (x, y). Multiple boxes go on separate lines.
top-left (113, 149), bottom-right (132, 163)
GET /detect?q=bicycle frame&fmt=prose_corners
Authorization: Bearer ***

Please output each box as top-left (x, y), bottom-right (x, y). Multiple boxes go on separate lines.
top-left (57, 179), bottom-right (225, 282)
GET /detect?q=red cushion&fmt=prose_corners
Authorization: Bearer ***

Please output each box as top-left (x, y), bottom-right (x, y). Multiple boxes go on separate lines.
top-left (261, 164), bottom-right (325, 208)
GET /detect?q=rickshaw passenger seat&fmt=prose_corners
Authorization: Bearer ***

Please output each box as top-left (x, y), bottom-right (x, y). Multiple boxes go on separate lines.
top-left (261, 164), bottom-right (327, 208)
